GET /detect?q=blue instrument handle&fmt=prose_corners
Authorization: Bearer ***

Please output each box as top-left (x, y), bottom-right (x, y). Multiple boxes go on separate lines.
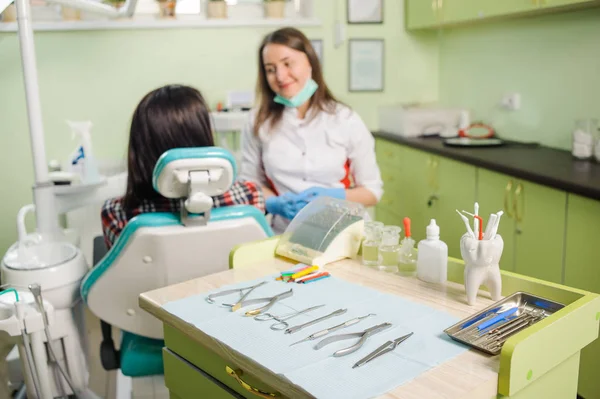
top-left (477, 307), bottom-right (518, 330)
top-left (461, 306), bottom-right (501, 328)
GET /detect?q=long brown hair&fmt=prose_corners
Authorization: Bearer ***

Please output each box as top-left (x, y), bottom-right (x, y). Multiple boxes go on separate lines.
top-left (253, 27), bottom-right (339, 135)
top-left (123, 84), bottom-right (214, 210)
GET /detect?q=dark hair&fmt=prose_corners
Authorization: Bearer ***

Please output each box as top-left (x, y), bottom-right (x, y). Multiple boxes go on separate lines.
top-left (123, 84), bottom-right (214, 209)
top-left (254, 27), bottom-right (339, 135)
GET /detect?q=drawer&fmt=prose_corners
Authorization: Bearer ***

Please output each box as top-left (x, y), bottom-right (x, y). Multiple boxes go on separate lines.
top-left (375, 138), bottom-right (403, 168)
top-left (163, 348), bottom-right (243, 399)
top-left (164, 324), bottom-right (288, 399)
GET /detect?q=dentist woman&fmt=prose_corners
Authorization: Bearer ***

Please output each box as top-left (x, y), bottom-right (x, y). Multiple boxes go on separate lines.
top-left (239, 27), bottom-right (383, 233)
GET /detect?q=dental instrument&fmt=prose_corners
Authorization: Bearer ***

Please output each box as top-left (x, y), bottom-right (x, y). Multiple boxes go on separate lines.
top-left (243, 289), bottom-right (294, 316)
top-left (284, 308), bottom-right (347, 334)
top-left (474, 202), bottom-right (479, 237)
top-left (352, 332), bottom-right (414, 369)
top-left (484, 214), bottom-right (497, 239)
top-left (205, 281), bottom-right (268, 308)
top-left (314, 322), bottom-right (392, 357)
top-left (456, 210), bottom-right (475, 238)
top-left (489, 211), bottom-right (504, 239)
top-left (289, 313), bottom-right (376, 346)
top-left (253, 305), bottom-right (325, 330)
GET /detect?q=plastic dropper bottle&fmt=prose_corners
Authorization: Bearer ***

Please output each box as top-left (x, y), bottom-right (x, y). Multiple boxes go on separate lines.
top-left (398, 217), bottom-right (417, 275)
top-left (416, 219), bottom-right (448, 283)
top-left (379, 225), bottom-right (401, 272)
top-left (362, 221), bottom-right (384, 267)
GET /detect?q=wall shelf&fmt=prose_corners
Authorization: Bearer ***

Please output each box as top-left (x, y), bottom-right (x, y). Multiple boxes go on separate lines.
top-left (0, 16), bottom-right (321, 32)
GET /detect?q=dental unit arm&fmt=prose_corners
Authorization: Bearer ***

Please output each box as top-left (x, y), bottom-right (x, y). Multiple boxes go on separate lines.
top-left (0, 0), bottom-right (137, 397)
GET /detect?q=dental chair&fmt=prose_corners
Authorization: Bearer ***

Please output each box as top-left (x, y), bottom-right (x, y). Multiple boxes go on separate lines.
top-left (80, 147), bottom-right (273, 398)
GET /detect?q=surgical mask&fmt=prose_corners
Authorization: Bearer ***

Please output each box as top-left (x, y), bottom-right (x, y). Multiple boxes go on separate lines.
top-left (274, 78), bottom-right (318, 108)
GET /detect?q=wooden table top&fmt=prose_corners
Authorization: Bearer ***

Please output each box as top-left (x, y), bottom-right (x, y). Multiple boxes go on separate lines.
top-left (140, 257), bottom-right (500, 399)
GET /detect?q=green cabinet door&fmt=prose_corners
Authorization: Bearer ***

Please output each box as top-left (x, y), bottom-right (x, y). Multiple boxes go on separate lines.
top-left (428, 156), bottom-right (477, 259)
top-left (396, 146), bottom-right (436, 242)
top-left (512, 180), bottom-right (566, 284)
top-left (405, 0), bottom-right (442, 29)
top-left (476, 169), bottom-right (517, 272)
top-left (442, 0), bottom-right (489, 24)
top-left (483, 0), bottom-right (539, 17)
top-left (564, 194), bottom-right (600, 293)
top-left (564, 195), bottom-right (600, 399)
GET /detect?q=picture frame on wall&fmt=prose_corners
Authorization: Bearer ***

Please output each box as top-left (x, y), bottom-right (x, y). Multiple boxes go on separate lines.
top-left (310, 39), bottom-right (323, 66)
top-left (347, 0), bottom-right (383, 24)
top-left (348, 39), bottom-right (384, 92)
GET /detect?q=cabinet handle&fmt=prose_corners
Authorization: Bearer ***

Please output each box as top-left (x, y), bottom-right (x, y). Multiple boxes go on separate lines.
top-left (513, 183), bottom-right (524, 223)
top-left (504, 180), bottom-right (514, 218)
top-left (226, 366), bottom-right (280, 398)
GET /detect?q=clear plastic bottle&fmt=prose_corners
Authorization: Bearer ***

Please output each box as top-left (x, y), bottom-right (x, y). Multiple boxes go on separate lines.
top-left (398, 217), bottom-right (417, 275)
top-left (362, 221), bottom-right (384, 267)
top-left (379, 225), bottom-right (401, 272)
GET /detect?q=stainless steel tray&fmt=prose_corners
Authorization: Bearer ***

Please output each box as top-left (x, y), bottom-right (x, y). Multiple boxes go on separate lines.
top-left (444, 292), bottom-right (565, 355)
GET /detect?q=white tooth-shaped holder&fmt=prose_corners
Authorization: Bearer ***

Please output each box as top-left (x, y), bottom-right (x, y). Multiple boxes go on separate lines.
top-left (460, 233), bottom-right (504, 306)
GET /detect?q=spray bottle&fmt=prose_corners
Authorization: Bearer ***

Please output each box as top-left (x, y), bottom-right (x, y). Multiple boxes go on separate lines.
top-left (416, 219), bottom-right (448, 284)
top-left (398, 217), bottom-right (417, 275)
top-left (66, 120), bottom-right (101, 184)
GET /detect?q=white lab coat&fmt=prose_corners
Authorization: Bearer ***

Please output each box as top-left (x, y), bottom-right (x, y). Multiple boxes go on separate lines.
top-left (238, 103), bottom-right (384, 233)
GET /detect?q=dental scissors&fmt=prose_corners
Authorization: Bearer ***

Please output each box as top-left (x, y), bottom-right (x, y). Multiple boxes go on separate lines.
top-left (205, 281), bottom-right (268, 310)
top-left (254, 305), bottom-right (325, 330)
top-left (314, 322), bottom-right (392, 357)
top-left (242, 288), bottom-right (294, 316)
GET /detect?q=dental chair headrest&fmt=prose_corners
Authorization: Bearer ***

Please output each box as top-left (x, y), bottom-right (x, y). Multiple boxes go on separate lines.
top-left (152, 147), bottom-right (236, 215)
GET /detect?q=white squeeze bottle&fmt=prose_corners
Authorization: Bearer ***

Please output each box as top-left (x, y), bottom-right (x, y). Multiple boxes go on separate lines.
top-left (416, 219), bottom-right (448, 284)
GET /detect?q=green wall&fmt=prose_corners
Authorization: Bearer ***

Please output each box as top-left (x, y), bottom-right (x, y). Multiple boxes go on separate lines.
top-left (438, 8), bottom-right (600, 151)
top-left (0, 0), bottom-right (438, 255)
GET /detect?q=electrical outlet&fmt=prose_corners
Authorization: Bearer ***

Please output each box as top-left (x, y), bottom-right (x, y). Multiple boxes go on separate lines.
top-left (501, 93), bottom-right (521, 111)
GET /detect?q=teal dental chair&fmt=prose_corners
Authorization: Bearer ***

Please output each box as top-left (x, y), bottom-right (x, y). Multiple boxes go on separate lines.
top-left (80, 147), bottom-right (272, 396)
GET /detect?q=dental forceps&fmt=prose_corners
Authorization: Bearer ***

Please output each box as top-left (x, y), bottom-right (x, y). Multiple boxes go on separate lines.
top-left (242, 288), bottom-right (294, 316)
top-left (314, 322), bottom-right (392, 357)
top-left (254, 305), bottom-right (325, 330)
top-left (352, 332), bottom-right (414, 369)
top-left (290, 313), bottom-right (376, 346)
top-left (205, 281), bottom-right (268, 310)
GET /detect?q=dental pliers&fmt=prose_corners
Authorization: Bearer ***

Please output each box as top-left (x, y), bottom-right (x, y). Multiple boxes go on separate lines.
top-left (241, 288), bottom-right (294, 316)
top-left (205, 281), bottom-right (268, 310)
top-left (314, 322), bottom-right (392, 357)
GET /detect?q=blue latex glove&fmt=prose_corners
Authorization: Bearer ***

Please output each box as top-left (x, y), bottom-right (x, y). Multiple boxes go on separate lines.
top-left (266, 193), bottom-right (302, 220)
top-left (297, 186), bottom-right (346, 202)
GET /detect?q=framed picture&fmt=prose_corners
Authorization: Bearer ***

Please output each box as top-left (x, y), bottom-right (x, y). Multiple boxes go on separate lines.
top-left (347, 0), bottom-right (383, 24)
top-left (348, 39), bottom-right (384, 92)
top-left (310, 39), bottom-right (323, 66)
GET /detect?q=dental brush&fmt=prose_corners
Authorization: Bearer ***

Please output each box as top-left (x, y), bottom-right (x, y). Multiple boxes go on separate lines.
top-left (456, 209), bottom-right (475, 239)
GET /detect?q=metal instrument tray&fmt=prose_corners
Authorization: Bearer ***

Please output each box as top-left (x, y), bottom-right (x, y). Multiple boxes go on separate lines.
top-left (444, 292), bottom-right (565, 355)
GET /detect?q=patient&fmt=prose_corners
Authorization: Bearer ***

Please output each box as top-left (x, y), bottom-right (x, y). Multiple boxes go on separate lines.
top-left (101, 84), bottom-right (265, 249)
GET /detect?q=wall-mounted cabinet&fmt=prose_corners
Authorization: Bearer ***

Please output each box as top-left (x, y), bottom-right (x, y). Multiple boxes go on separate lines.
top-left (405, 0), bottom-right (600, 30)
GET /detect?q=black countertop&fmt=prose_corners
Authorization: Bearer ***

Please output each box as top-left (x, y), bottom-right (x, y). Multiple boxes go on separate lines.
top-left (374, 132), bottom-right (600, 201)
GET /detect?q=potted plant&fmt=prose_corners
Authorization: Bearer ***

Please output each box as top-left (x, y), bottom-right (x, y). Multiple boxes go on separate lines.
top-left (61, 5), bottom-right (82, 20)
top-left (1, 2), bottom-right (17, 22)
top-left (207, 0), bottom-right (227, 19)
top-left (157, 0), bottom-right (176, 18)
top-left (264, 0), bottom-right (285, 19)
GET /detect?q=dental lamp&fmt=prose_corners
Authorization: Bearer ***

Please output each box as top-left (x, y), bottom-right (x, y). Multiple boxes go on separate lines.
top-left (0, 0), bottom-right (137, 397)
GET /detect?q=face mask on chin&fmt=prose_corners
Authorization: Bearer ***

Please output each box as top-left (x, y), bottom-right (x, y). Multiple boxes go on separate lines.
top-left (274, 78), bottom-right (318, 108)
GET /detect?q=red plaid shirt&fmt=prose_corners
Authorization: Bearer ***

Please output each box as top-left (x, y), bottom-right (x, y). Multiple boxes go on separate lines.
top-left (101, 180), bottom-right (264, 249)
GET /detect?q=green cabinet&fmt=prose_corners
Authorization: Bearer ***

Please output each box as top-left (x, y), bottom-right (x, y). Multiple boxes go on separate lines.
top-left (564, 194), bottom-right (600, 293)
top-left (405, 0), bottom-right (599, 30)
top-left (405, 0), bottom-right (442, 30)
top-left (375, 140), bottom-right (476, 259)
top-left (476, 169), bottom-right (566, 284)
